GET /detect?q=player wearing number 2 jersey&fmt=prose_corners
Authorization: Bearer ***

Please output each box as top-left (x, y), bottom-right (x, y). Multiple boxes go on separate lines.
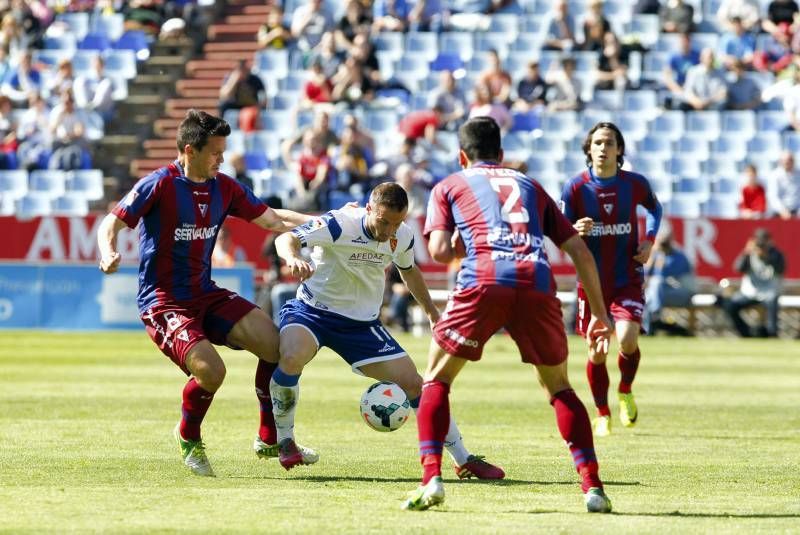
top-left (402, 116), bottom-right (614, 513)
top-left (560, 122), bottom-right (662, 438)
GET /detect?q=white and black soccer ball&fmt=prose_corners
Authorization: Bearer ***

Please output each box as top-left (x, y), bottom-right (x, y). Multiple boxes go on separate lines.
top-left (360, 381), bottom-right (411, 432)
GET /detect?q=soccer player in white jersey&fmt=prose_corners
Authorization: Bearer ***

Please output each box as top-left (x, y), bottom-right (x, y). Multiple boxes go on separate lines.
top-left (270, 182), bottom-right (505, 478)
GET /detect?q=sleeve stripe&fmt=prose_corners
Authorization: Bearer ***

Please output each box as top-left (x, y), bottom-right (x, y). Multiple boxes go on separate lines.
top-left (404, 236), bottom-right (415, 252)
top-left (290, 228), bottom-right (307, 247)
top-left (322, 213), bottom-right (342, 242)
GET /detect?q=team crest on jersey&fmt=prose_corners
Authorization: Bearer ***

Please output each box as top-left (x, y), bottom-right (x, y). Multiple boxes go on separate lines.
top-left (389, 237), bottom-right (397, 252)
top-left (603, 203), bottom-right (614, 215)
top-left (198, 203), bottom-right (208, 216)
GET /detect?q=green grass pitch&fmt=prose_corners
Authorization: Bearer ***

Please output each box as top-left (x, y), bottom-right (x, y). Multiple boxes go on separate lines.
top-left (1, 331), bottom-right (798, 533)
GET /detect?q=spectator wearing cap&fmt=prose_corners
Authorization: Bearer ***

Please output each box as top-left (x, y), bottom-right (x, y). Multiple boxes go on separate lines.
top-left (721, 229), bottom-right (786, 337)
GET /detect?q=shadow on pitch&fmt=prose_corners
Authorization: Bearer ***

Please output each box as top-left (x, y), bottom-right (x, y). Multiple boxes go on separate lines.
top-left (613, 511), bottom-right (800, 519)
top-left (229, 475), bottom-right (640, 487)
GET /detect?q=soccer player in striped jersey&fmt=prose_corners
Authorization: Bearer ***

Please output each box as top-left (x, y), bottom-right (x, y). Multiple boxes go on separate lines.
top-left (560, 122), bottom-right (663, 437)
top-left (97, 110), bottom-right (318, 477)
top-left (403, 117), bottom-right (614, 513)
top-left (270, 182), bottom-right (504, 479)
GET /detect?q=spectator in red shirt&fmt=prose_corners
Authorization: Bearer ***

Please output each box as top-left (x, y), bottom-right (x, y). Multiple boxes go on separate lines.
top-left (739, 163), bottom-right (767, 218)
top-left (398, 106), bottom-right (442, 143)
top-left (301, 59), bottom-right (334, 108)
top-left (291, 130), bottom-right (331, 211)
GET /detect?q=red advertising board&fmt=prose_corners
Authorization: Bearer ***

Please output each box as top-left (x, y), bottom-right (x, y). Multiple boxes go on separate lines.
top-left (1, 215), bottom-right (797, 280)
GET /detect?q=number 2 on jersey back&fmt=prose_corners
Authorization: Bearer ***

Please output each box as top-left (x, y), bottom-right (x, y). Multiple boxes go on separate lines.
top-left (489, 177), bottom-right (530, 224)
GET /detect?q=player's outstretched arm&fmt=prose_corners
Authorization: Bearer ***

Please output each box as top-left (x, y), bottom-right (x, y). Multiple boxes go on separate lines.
top-left (97, 213), bottom-right (126, 274)
top-left (275, 232), bottom-right (314, 280)
top-left (397, 265), bottom-right (440, 327)
top-left (251, 208), bottom-right (313, 233)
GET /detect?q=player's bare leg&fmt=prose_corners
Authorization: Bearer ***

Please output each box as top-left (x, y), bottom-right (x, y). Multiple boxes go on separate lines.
top-left (228, 309), bottom-right (318, 466)
top-left (615, 320), bottom-right (641, 428)
top-left (174, 341), bottom-right (225, 477)
top-left (587, 329), bottom-right (612, 436)
top-left (269, 324), bottom-right (319, 470)
top-left (361, 356), bottom-right (504, 480)
top-left (401, 344), bottom-right (468, 511)
top-left (536, 362), bottom-right (612, 513)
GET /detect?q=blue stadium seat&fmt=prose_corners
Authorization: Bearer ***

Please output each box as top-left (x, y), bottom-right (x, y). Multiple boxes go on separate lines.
top-left (531, 137), bottom-right (566, 159)
top-left (711, 134), bottom-right (748, 157)
top-left (685, 111), bottom-right (721, 140)
top-left (66, 170), bottom-right (103, 201)
top-left (511, 32), bottom-right (544, 53)
top-left (589, 90), bottom-right (623, 111)
top-left (525, 155), bottom-right (560, 175)
top-left (0, 170), bottom-right (28, 200)
top-left (510, 111), bottom-right (540, 132)
top-left (783, 131), bottom-right (800, 151)
top-left (78, 32), bottom-right (112, 51)
top-left (467, 53), bottom-right (491, 73)
top-left (439, 32), bottom-right (474, 61)
top-left (756, 110), bottom-right (789, 132)
top-left (395, 55), bottom-right (429, 81)
top-left (55, 12), bottom-right (90, 40)
top-left (504, 131), bottom-right (530, 151)
top-left (243, 151), bottom-right (270, 171)
top-left (113, 30), bottom-right (150, 61)
top-left (641, 51), bottom-right (669, 82)
top-left (104, 49), bottom-right (137, 79)
top-left (721, 110), bottom-right (756, 140)
top-left (474, 33), bottom-right (512, 58)
top-left (703, 195), bottom-right (739, 218)
top-left (270, 92), bottom-right (300, 110)
top-left (29, 170), bottom-right (67, 198)
top-left (488, 13), bottom-right (520, 35)
top-left (44, 34), bottom-right (78, 51)
top-left (71, 50), bottom-right (100, 75)
top-left (626, 15), bottom-right (659, 47)
top-left (647, 173), bottom-right (673, 202)
top-left (539, 112), bottom-right (579, 140)
top-left (15, 193), bottom-right (53, 219)
top-left (429, 52), bottom-right (462, 72)
top-left (616, 112), bottom-right (649, 142)
top-left (674, 134), bottom-right (710, 160)
top-left (374, 32), bottom-right (404, 61)
top-left (278, 73), bottom-right (308, 92)
top-left (650, 110), bottom-right (684, 141)
top-left (703, 157), bottom-right (742, 176)
top-left (405, 32), bottom-right (438, 62)
top-left (675, 176), bottom-right (710, 201)
top-left (250, 169), bottom-right (273, 199)
top-left (246, 132), bottom-right (281, 160)
top-left (254, 50), bottom-right (289, 79)
top-left (580, 109), bottom-right (614, 131)
top-left (655, 33), bottom-right (682, 53)
top-left (53, 193), bottom-right (89, 216)
top-left (692, 33), bottom-right (720, 51)
top-left (667, 156), bottom-right (702, 177)
top-left (572, 51), bottom-right (598, 73)
top-left (90, 13), bottom-right (125, 41)
top-left (664, 194), bottom-right (701, 218)
top-left (503, 51), bottom-right (530, 75)
top-left (562, 154), bottom-right (588, 176)
top-left (364, 110), bottom-right (399, 134)
top-left (633, 155), bottom-right (667, 176)
top-left (226, 130), bottom-right (246, 151)
top-left (436, 131), bottom-right (459, 154)
top-left (637, 135), bottom-right (672, 160)
top-left (623, 90), bottom-right (658, 116)
top-left (747, 132), bottom-right (782, 162)
top-left (712, 176), bottom-right (739, 194)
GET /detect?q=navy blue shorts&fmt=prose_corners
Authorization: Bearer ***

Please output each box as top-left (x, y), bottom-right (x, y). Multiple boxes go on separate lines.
top-left (278, 299), bottom-right (406, 373)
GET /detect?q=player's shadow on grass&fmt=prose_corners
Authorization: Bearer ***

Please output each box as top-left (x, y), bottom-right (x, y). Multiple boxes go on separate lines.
top-left (614, 511), bottom-right (800, 519)
top-left (235, 475), bottom-right (640, 487)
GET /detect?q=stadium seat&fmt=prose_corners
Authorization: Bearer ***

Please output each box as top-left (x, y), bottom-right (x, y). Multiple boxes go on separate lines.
top-left (29, 170), bottom-right (67, 198)
top-left (703, 157), bottom-right (742, 176)
top-left (503, 131), bottom-right (530, 151)
top-left (667, 156), bottom-right (702, 177)
top-left (616, 112), bottom-right (649, 142)
top-left (436, 131), bottom-right (459, 154)
top-left (692, 33), bottom-right (720, 51)
top-left (0, 170), bottom-right (28, 200)
top-left (590, 90), bottom-right (623, 111)
top-left (655, 33), bottom-right (682, 53)
top-left (364, 110), bottom-right (399, 134)
top-left (623, 90), bottom-right (658, 118)
top-left (467, 53), bottom-right (491, 73)
top-left (254, 50), bottom-right (289, 79)
top-left (703, 195), bottom-right (739, 218)
top-left (562, 154), bottom-right (588, 176)
top-left (637, 135), bottom-right (672, 160)
top-left (531, 137), bottom-right (566, 160)
top-left (90, 13), bottom-right (125, 41)
top-left (650, 110), bottom-right (685, 141)
top-left (113, 30), bottom-right (151, 61)
top-left (747, 132), bottom-right (783, 162)
top-left (439, 32), bottom-right (474, 62)
top-left (664, 194), bottom-right (701, 218)
top-left (510, 111), bottom-right (540, 133)
top-left (474, 33), bottom-right (512, 58)
top-left (633, 155), bottom-right (667, 176)
top-left (83, 111), bottom-right (105, 141)
top-left (278, 73), bottom-right (308, 92)
top-left (674, 134), bottom-right (710, 161)
top-left (525, 155), bottom-right (560, 175)
top-left (782, 131), bottom-right (800, 151)
top-left (642, 51), bottom-right (669, 81)
top-left (104, 49), bottom-right (137, 79)
top-left (395, 55), bottom-right (429, 81)
top-left (539, 112), bottom-right (579, 141)
top-left (488, 13), bottom-right (520, 35)
top-left (246, 132), bottom-right (281, 160)
top-left (15, 192), bottom-right (53, 218)
top-left (78, 32), bottom-right (112, 52)
top-left (721, 110), bottom-right (756, 140)
top-left (405, 32), bottom-right (438, 62)
top-left (647, 173), bottom-right (673, 202)
top-left (374, 32), bottom-right (405, 62)
top-left (55, 12), bottom-right (90, 40)
top-left (685, 111), bottom-right (721, 140)
top-left (52, 193), bottom-right (89, 216)
top-left (712, 176), bottom-right (739, 194)
top-left (573, 51), bottom-right (598, 73)
top-left (250, 169), bottom-right (274, 199)
top-left (44, 34), bottom-right (78, 52)
top-left (270, 92), bottom-right (300, 110)
top-left (243, 151), bottom-right (270, 171)
top-left (711, 134), bottom-right (748, 157)
top-left (511, 32), bottom-right (544, 54)
top-left (675, 176), bottom-right (711, 201)
top-left (66, 170), bottom-right (103, 201)
top-left (756, 110), bottom-right (789, 132)
top-left (626, 14), bottom-right (659, 47)
top-left (71, 50), bottom-right (100, 75)
top-left (429, 52), bottom-right (462, 72)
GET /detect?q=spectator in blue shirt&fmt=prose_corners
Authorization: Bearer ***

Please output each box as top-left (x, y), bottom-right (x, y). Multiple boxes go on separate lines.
top-left (662, 32), bottom-right (700, 109)
top-left (643, 232), bottom-right (696, 335)
top-left (719, 16), bottom-right (757, 69)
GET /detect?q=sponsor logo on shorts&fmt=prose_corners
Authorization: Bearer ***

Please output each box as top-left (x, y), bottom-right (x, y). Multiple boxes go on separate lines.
top-left (444, 328), bottom-right (479, 348)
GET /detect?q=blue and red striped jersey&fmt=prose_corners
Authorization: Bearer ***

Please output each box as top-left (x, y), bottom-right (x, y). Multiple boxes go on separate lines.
top-left (113, 160), bottom-right (267, 313)
top-left (560, 168), bottom-right (662, 291)
top-left (424, 162), bottom-right (577, 293)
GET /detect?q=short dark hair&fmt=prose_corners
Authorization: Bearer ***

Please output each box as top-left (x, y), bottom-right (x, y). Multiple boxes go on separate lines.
top-left (458, 116), bottom-right (502, 162)
top-left (370, 182), bottom-right (408, 212)
top-left (176, 109), bottom-right (231, 153)
top-left (582, 122), bottom-right (625, 168)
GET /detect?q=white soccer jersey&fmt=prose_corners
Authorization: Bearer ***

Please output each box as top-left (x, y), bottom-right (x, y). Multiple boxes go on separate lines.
top-left (290, 206), bottom-right (415, 321)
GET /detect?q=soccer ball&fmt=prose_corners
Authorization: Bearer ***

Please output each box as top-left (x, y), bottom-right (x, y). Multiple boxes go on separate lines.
top-left (360, 381), bottom-right (411, 432)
